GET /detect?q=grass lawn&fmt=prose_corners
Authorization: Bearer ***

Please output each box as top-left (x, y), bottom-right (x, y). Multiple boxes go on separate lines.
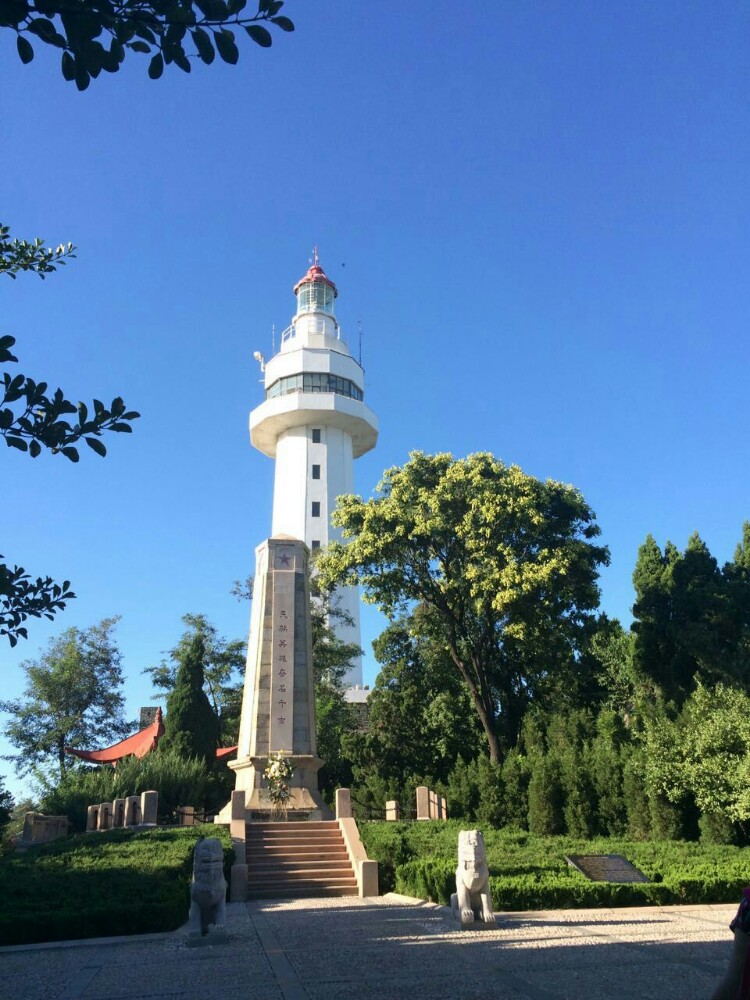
top-left (360, 820), bottom-right (750, 910)
top-left (0, 825), bottom-right (232, 947)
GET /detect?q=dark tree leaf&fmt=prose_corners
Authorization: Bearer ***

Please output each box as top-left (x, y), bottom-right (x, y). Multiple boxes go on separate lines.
top-left (60, 446), bottom-right (80, 461)
top-left (215, 28), bottom-right (238, 63)
top-left (16, 35), bottom-right (34, 64)
top-left (148, 52), bottom-right (164, 77)
top-left (270, 15), bottom-right (293, 31)
top-left (245, 23), bottom-right (272, 47)
top-left (192, 26), bottom-right (214, 62)
top-left (84, 436), bottom-right (107, 457)
top-left (61, 50), bottom-right (76, 80)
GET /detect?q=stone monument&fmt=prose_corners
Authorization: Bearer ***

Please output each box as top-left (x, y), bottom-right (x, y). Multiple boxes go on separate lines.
top-left (229, 536), bottom-right (326, 818)
top-left (450, 830), bottom-right (495, 928)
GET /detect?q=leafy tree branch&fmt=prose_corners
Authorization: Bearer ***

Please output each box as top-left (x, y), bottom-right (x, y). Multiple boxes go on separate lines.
top-left (2, 224), bottom-right (139, 644)
top-left (0, 0), bottom-right (295, 90)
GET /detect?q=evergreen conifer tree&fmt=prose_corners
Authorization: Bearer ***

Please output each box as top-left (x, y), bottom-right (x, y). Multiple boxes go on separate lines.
top-left (161, 634), bottom-right (220, 765)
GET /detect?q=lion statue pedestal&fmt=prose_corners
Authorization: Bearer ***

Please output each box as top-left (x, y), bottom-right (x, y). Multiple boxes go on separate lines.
top-left (450, 830), bottom-right (495, 930)
top-left (187, 837), bottom-right (228, 946)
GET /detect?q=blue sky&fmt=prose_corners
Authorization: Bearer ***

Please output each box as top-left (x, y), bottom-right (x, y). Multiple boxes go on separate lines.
top-left (2, 0), bottom-right (748, 800)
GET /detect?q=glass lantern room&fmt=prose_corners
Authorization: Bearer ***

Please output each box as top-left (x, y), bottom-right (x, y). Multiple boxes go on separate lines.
top-left (296, 278), bottom-right (336, 316)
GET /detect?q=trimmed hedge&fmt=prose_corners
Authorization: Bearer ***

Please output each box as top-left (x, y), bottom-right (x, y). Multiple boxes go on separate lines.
top-left (360, 820), bottom-right (750, 909)
top-left (0, 825), bottom-right (232, 946)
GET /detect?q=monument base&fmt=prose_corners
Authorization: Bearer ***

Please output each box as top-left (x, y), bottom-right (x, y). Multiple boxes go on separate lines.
top-left (226, 755), bottom-right (330, 821)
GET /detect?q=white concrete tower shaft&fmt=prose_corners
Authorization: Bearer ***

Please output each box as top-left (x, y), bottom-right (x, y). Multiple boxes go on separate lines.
top-left (249, 254), bottom-right (378, 686)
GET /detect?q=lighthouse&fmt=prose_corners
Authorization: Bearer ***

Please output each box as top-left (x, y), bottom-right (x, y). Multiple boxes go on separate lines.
top-left (250, 252), bottom-right (378, 686)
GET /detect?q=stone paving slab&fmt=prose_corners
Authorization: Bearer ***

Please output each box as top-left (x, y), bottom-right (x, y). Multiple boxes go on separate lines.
top-left (0, 894), bottom-right (739, 1000)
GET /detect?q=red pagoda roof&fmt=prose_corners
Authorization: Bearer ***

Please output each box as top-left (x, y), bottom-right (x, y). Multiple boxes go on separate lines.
top-left (65, 707), bottom-right (238, 765)
top-left (65, 708), bottom-right (165, 764)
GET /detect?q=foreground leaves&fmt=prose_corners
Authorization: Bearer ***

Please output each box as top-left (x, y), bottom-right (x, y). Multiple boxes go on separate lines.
top-left (0, 0), bottom-right (295, 89)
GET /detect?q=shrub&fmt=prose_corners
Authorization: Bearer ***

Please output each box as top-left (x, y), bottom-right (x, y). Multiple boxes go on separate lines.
top-left (40, 749), bottom-right (214, 831)
top-left (560, 748), bottom-right (597, 839)
top-left (622, 747), bottom-right (650, 840)
top-left (501, 749), bottom-right (530, 829)
top-left (361, 820), bottom-right (750, 911)
top-left (527, 755), bottom-right (564, 835)
top-left (0, 825), bottom-right (232, 946)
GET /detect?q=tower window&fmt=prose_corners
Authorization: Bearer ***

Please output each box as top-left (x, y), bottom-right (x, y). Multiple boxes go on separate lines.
top-left (312, 464), bottom-right (321, 480)
top-left (311, 502), bottom-right (321, 517)
top-left (312, 428), bottom-right (321, 443)
top-left (311, 540), bottom-right (321, 551)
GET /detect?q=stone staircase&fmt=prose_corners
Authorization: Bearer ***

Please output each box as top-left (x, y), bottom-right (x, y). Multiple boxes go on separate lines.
top-left (246, 821), bottom-right (359, 899)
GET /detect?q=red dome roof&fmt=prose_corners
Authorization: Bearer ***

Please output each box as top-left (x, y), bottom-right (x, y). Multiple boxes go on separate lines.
top-left (293, 262), bottom-right (338, 298)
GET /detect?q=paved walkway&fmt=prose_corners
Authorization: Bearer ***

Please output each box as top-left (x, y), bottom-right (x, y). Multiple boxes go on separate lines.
top-left (0, 895), bottom-right (738, 1000)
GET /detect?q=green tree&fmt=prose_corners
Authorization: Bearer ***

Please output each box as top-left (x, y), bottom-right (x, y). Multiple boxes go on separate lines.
top-left (144, 613), bottom-right (244, 744)
top-left (160, 633), bottom-right (221, 764)
top-left (722, 522), bottom-right (750, 682)
top-left (632, 531), bottom-right (745, 705)
top-left (1, 0), bottom-right (294, 90)
top-left (2, 226), bottom-right (139, 646)
top-left (0, 618), bottom-right (130, 781)
top-left (318, 451), bottom-right (609, 763)
top-left (310, 581), bottom-right (361, 801)
top-left (589, 616), bottom-right (643, 717)
top-left (0, 776), bottom-right (13, 839)
top-left (346, 616), bottom-right (484, 796)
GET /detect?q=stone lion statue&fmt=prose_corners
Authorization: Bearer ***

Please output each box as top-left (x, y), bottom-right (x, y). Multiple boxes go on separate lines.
top-left (450, 830), bottom-right (494, 928)
top-left (189, 837), bottom-right (227, 938)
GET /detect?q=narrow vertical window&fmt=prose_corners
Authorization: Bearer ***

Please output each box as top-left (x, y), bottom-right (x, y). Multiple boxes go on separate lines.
top-left (311, 540), bottom-right (321, 551)
top-left (311, 502), bottom-right (321, 517)
top-left (312, 428), bottom-right (321, 443)
top-left (312, 464), bottom-right (321, 480)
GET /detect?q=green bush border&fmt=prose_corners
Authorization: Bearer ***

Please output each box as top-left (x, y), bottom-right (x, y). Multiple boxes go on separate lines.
top-left (0, 825), bottom-right (232, 946)
top-left (360, 820), bottom-right (750, 909)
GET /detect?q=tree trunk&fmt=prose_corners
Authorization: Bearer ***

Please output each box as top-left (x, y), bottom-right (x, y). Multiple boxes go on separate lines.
top-left (449, 650), bottom-right (502, 763)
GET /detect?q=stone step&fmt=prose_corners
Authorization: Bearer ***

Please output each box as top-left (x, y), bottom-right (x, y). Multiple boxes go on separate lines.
top-left (249, 868), bottom-right (356, 882)
top-left (245, 847), bottom-right (349, 865)
top-left (248, 827), bottom-right (343, 836)
top-left (249, 858), bottom-right (353, 871)
top-left (248, 874), bottom-right (358, 888)
top-left (248, 885), bottom-right (359, 899)
top-left (247, 840), bottom-right (347, 849)
top-left (249, 821), bottom-right (337, 831)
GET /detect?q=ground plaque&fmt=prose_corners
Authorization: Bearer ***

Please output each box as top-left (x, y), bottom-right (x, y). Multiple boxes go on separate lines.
top-left (565, 854), bottom-right (649, 883)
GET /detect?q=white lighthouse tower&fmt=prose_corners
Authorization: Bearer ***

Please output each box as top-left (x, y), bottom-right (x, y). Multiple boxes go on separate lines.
top-left (250, 251), bottom-right (378, 686)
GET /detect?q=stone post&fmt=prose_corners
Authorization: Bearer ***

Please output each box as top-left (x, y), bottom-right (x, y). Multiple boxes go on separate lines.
top-left (229, 790), bottom-right (247, 903)
top-left (86, 805), bottom-right (99, 832)
top-left (141, 790), bottom-right (158, 825)
top-left (429, 790), bottom-right (438, 819)
top-left (112, 798), bottom-right (126, 827)
top-left (178, 806), bottom-right (196, 826)
top-left (439, 795), bottom-right (448, 820)
top-left (360, 860), bottom-right (379, 897)
top-left (385, 800), bottom-right (400, 821)
top-left (416, 786), bottom-right (430, 821)
top-left (22, 812), bottom-right (35, 842)
top-left (125, 795), bottom-right (141, 826)
top-left (335, 788), bottom-right (352, 819)
top-left (97, 802), bottom-right (111, 831)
